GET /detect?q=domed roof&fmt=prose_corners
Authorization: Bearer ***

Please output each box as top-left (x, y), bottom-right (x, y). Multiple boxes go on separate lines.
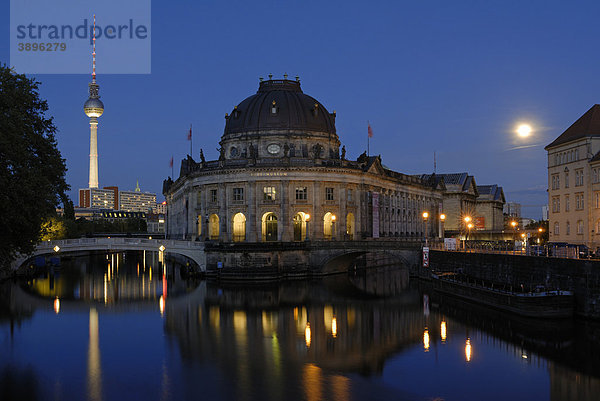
top-left (84, 97), bottom-right (104, 117)
top-left (223, 78), bottom-right (336, 136)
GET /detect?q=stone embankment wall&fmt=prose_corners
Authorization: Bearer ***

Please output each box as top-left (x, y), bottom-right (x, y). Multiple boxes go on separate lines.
top-left (430, 251), bottom-right (600, 319)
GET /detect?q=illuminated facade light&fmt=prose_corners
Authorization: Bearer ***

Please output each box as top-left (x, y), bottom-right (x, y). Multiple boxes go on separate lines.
top-left (423, 328), bottom-right (430, 352)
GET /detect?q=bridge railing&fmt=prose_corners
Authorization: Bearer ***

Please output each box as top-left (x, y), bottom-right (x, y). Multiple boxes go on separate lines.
top-left (35, 238), bottom-right (205, 250)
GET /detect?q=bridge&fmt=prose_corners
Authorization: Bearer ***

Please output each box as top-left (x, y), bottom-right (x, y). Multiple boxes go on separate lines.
top-left (14, 237), bottom-right (423, 276)
top-left (12, 237), bottom-right (206, 272)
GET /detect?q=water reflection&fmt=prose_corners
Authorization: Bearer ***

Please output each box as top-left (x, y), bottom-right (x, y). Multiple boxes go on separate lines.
top-left (0, 257), bottom-right (599, 400)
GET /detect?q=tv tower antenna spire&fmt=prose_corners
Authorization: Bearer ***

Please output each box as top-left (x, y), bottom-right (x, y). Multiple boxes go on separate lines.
top-left (84, 14), bottom-right (104, 189)
top-left (92, 14), bottom-right (96, 82)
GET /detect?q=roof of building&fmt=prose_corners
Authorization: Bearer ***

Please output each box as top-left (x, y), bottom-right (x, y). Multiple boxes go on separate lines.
top-left (476, 185), bottom-right (505, 202)
top-left (222, 78), bottom-right (337, 137)
top-left (421, 173), bottom-right (477, 194)
top-left (546, 104), bottom-right (600, 149)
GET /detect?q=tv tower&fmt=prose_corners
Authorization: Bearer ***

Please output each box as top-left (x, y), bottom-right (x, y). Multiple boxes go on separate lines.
top-left (83, 15), bottom-right (104, 189)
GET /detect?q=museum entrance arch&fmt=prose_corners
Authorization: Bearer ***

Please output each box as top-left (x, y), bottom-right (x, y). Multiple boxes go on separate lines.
top-left (232, 213), bottom-right (246, 242)
top-left (262, 213), bottom-right (278, 242)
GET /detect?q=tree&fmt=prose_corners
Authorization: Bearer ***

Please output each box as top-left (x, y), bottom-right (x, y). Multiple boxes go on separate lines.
top-left (0, 65), bottom-right (69, 269)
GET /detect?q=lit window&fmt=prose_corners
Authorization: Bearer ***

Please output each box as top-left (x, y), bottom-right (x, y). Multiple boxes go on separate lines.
top-left (263, 186), bottom-right (276, 201)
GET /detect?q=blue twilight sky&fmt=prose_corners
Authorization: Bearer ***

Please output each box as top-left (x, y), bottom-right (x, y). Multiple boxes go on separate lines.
top-left (3, 0), bottom-right (600, 219)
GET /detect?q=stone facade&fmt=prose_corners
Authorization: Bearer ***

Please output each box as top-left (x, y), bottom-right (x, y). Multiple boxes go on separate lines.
top-left (546, 104), bottom-right (600, 248)
top-left (164, 78), bottom-right (444, 243)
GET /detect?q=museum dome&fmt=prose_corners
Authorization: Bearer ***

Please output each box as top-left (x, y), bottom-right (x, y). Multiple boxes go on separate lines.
top-left (223, 77), bottom-right (337, 137)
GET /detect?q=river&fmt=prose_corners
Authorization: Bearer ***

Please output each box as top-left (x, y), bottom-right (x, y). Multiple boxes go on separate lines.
top-left (0, 251), bottom-right (598, 400)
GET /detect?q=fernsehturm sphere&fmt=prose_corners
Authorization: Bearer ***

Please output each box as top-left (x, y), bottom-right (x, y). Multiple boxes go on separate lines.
top-left (83, 15), bottom-right (103, 189)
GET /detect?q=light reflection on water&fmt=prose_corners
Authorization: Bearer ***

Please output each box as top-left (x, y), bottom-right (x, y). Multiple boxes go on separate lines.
top-left (0, 252), bottom-right (598, 400)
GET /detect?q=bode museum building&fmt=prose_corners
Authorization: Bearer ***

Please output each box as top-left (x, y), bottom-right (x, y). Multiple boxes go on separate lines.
top-left (163, 76), bottom-right (447, 243)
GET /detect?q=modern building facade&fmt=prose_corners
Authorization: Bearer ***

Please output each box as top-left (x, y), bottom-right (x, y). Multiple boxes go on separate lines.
top-left (79, 185), bottom-right (156, 213)
top-left (164, 77), bottom-right (445, 242)
top-left (546, 104), bottom-right (600, 248)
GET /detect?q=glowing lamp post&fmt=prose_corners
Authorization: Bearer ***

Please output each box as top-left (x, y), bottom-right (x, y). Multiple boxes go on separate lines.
top-left (331, 214), bottom-right (337, 241)
top-left (439, 213), bottom-right (446, 240)
top-left (511, 221), bottom-right (518, 254)
top-left (422, 211), bottom-right (429, 246)
top-left (305, 213), bottom-right (311, 241)
top-left (464, 216), bottom-right (472, 250)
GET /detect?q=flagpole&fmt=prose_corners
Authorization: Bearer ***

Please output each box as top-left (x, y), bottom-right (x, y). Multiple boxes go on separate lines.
top-left (190, 124), bottom-right (193, 157)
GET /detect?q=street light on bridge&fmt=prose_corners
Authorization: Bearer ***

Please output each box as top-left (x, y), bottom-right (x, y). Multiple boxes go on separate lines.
top-left (422, 211), bottom-right (429, 246)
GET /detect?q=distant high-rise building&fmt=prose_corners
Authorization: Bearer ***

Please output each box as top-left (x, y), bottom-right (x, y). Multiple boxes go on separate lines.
top-left (119, 188), bottom-right (156, 212)
top-left (504, 202), bottom-right (522, 218)
top-left (79, 187), bottom-right (117, 209)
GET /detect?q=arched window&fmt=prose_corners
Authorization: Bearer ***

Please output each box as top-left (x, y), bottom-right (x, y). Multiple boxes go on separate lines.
top-left (346, 213), bottom-right (355, 240)
top-left (262, 212), bottom-right (278, 242)
top-left (323, 212), bottom-right (337, 240)
top-left (232, 213), bottom-right (246, 242)
top-left (293, 212), bottom-right (309, 241)
top-left (197, 214), bottom-right (202, 237)
top-left (209, 214), bottom-right (220, 240)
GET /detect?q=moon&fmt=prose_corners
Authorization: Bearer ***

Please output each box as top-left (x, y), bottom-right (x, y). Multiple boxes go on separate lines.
top-left (516, 124), bottom-right (532, 138)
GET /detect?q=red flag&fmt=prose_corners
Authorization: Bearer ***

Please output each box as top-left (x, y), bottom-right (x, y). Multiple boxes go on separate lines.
top-left (187, 125), bottom-right (192, 141)
top-left (169, 156), bottom-right (173, 168)
top-left (368, 123), bottom-right (373, 138)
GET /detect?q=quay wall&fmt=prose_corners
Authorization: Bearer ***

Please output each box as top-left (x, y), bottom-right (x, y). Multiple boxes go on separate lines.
top-left (430, 251), bottom-right (600, 319)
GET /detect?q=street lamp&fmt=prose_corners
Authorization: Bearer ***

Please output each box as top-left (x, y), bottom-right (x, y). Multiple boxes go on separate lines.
top-left (422, 211), bottom-right (429, 246)
top-left (464, 216), bottom-right (472, 251)
top-left (537, 227), bottom-right (543, 245)
top-left (511, 221), bottom-right (518, 254)
top-left (467, 223), bottom-right (473, 251)
top-left (331, 214), bottom-right (337, 240)
top-left (305, 213), bottom-right (311, 241)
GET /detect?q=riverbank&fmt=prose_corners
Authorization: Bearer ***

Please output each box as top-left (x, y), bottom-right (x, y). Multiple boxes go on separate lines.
top-left (430, 250), bottom-right (600, 319)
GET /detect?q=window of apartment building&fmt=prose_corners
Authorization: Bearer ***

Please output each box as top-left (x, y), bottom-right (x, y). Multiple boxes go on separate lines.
top-left (575, 149), bottom-right (579, 160)
top-left (347, 189), bottom-right (353, 202)
top-left (552, 174), bottom-right (560, 190)
top-left (233, 188), bottom-right (244, 202)
top-left (566, 221), bottom-right (570, 235)
top-left (565, 195), bottom-right (570, 212)
top-left (295, 186), bottom-right (307, 200)
top-left (554, 222), bottom-right (559, 235)
top-left (575, 169), bottom-right (584, 186)
top-left (552, 196), bottom-right (560, 213)
top-left (263, 186), bottom-right (276, 201)
top-left (597, 220), bottom-right (600, 233)
top-left (594, 168), bottom-right (598, 184)
top-left (596, 192), bottom-right (600, 209)
top-left (210, 189), bottom-right (218, 203)
top-left (577, 220), bottom-right (584, 235)
top-left (576, 193), bottom-right (584, 210)
top-left (325, 187), bottom-right (334, 201)
top-left (565, 171), bottom-right (569, 188)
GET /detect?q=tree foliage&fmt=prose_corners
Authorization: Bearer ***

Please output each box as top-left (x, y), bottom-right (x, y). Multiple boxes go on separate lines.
top-left (0, 65), bottom-right (68, 268)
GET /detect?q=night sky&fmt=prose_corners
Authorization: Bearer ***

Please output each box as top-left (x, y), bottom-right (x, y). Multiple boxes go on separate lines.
top-left (4, 1), bottom-right (600, 219)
